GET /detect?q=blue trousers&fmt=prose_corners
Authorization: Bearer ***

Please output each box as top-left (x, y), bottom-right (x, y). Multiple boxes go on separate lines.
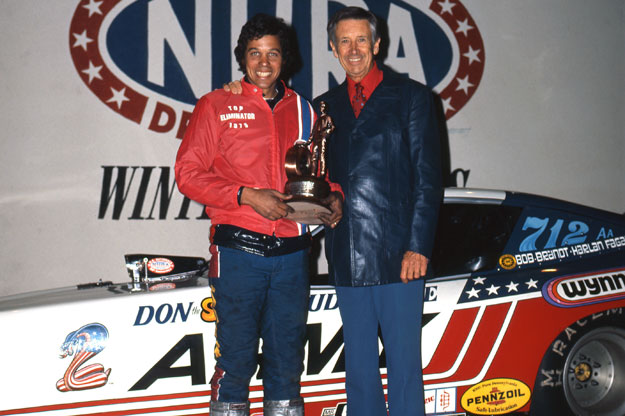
top-left (335, 279), bottom-right (425, 416)
top-left (209, 246), bottom-right (309, 402)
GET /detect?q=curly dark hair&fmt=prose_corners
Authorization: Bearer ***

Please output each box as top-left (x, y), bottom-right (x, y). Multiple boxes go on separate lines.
top-left (234, 13), bottom-right (295, 78)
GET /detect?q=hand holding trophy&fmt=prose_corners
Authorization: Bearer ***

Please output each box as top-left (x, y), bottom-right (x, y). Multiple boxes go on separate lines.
top-left (284, 102), bottom-right (335, 224)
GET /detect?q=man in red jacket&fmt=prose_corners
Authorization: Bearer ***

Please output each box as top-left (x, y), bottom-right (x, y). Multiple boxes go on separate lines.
top-left (175, 14), bottom-right (342, 416)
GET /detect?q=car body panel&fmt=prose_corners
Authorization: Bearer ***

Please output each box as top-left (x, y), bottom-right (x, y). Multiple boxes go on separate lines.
top-left (1, 188), bottom-right (624, 416)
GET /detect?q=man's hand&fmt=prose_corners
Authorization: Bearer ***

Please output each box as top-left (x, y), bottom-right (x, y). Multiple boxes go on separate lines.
top-left (223, 80), bottom-right (243, 94)
top-left (317, 191), bottom-right (343, 228)
top-left (240, 187), bottom-right (293, 221)
top-left (400, 251), bottom-right (429, 283)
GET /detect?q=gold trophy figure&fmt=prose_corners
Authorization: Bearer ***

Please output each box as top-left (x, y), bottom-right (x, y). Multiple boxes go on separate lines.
top-left (284, 102), bottom-right (334, 224)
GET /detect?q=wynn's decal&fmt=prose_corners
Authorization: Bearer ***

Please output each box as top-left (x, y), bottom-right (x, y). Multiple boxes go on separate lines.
top-left (57, 323), bottom-right (111, 392)
top-left (69, 0), bottom-right (485, 139)
top-left (544, 267), bottom-right (625, 307)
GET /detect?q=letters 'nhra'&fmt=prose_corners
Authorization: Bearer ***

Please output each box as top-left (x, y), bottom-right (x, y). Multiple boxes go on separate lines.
top-left (1, 188), bottom-right (624, 416)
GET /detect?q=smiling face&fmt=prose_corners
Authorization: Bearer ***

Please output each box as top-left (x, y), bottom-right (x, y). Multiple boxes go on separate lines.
top-left (330, 19), bottom-right (380, 83)
top-left (244, 35), bottom-right (282, 98)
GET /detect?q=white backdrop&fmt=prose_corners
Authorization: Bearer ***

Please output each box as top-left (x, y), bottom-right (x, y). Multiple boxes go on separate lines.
top-left (1, 0), bottom-right (623, 297)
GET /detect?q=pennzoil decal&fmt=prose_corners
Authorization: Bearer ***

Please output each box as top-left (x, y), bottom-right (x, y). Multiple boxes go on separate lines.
top-left (544, 267), bottom-right (625, 308)
top-left (461, 378), bottom-right (530, 415)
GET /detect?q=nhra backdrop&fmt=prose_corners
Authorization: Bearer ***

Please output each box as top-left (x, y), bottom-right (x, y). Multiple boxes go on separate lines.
top-left (0, 0), bottom-right (624, 296)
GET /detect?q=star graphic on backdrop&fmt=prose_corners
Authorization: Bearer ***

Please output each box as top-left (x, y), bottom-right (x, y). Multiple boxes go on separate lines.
top-left (456, 75), bottom-right (474, 95)
top-left (107, 87), bottom-right (129, 109)
top-left (438, 0), bottom-right (456, 15)
top-left (486, 284), bottom-right (501, 296)
top-left (525, 278), bottom-right (539, 289)
top-left (72, 30), bottom-right (93, 52)
top-left (466, 287), bottom-right (481, 299)
top-left (473, 276), bottom-right (486, 285)
top-left (81, 61), bottom-right (103, 84)
top-left (83, 0), bottom-right (103, 17)
top-left (506, 281), bottom-right (519, 293)
top-left (456, 18), bottom-right (474, 36)
top-left (463, 46), bottom-right (481, 65)
top-left (442, 97), bottom-right (455, 114)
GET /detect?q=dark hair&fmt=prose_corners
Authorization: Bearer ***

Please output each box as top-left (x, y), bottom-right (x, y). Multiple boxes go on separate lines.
top-left (327, 6), bottom-right (379, 46)
top-left (234, 13), bottom-right (294, 76)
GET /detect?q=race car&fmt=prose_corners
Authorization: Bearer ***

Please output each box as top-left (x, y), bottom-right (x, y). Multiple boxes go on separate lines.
top-left (0, 188), bottom-right (623, 416)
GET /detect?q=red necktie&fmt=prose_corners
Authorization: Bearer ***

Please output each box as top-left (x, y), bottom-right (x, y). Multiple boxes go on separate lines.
top-left (352, 82), bottom-right (366, 118)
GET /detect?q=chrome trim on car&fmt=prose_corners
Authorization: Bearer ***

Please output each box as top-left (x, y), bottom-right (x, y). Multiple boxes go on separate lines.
top-left (444, 188), bottom-right (506, 204)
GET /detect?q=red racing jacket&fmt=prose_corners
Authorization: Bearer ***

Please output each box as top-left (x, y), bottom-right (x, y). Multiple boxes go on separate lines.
top-left (175, 79), bottom-right (342, 238)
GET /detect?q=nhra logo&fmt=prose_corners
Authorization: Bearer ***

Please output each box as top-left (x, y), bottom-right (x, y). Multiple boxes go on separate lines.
top-left (69, 0), bottom-right (484, 138)
top-left (147, 257), bottom-right (175, 274)
top-left (544, 267), bottom-right (625, 308)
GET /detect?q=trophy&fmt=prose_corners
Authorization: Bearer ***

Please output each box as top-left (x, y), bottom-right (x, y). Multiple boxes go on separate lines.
top-left (284, 102), bottom-right (334, 224)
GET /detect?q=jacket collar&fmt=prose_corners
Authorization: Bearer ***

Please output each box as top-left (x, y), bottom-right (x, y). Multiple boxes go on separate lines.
top-left (241, 77), bottom-right (291, 100)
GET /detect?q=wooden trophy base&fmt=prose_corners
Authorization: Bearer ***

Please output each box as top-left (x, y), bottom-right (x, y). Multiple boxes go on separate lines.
top-left (286, 199), bottom-right (331, 224)
top-left (285, 177), bottom-right (331, 224)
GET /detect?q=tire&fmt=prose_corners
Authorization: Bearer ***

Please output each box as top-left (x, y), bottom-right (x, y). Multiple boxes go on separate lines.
top-left (562, 327), bottom-right (625, 416)
top-left (531, 309), bottom-right (625, 416)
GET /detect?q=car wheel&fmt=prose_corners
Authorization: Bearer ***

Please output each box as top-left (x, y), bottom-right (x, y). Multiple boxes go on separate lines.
top-left (531, 309), bottom-right (625, 416)
top-left (562, 327), bottom-right (625, 416)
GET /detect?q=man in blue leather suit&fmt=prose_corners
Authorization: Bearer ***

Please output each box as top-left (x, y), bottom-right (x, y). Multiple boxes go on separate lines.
top-left (313, 7), bottom-right (442, 416)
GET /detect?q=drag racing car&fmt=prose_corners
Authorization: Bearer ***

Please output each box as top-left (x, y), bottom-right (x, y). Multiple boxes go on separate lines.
top-left (0, 188), bottom-right (624, 416)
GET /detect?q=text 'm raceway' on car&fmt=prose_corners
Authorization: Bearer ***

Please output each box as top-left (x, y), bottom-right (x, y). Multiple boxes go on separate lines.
top-left (0, 188), bottom-right (624, 416)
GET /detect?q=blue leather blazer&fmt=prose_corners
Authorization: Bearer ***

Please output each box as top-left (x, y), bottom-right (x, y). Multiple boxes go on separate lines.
top-left (314, 68), bottom-right (442, 287)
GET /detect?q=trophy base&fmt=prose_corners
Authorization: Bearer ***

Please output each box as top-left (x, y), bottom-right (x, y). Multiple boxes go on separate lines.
top-left (286, 198), bottom-right (331, 225)
top-left (285, 177), bottom-right (331, 225)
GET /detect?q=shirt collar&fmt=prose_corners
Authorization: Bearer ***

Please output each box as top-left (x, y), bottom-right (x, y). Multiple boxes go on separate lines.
top-left (346, 62), bottom-right (383, 101)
